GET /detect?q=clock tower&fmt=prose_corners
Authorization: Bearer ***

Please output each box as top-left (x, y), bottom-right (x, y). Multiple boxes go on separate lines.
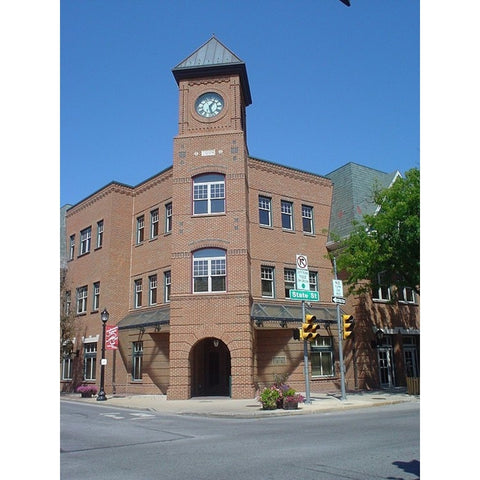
top-left (168, 37), bottom-right (255, 399)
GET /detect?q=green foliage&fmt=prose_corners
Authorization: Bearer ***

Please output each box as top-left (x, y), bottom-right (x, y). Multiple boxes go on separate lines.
top-left (334, 168), bottom-right (420, 297)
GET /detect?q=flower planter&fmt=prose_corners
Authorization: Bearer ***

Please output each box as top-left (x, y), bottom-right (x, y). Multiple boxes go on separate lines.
top-left (81, 392), bottom-right (93, 398)
top-left (283, 401), bottom-right (299, 410)
top-left (261, 404), bottom-right (277, 410)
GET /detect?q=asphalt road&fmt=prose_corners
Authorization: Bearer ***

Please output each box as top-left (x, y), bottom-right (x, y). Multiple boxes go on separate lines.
top-left (61, 401), bottom-right (419, 480)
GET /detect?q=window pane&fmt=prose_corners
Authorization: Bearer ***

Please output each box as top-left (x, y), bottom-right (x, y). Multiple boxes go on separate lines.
top-left (194, 200), bottom-right (208, 214)
top-left (211, 276), bottom-right (226, 291)
top-left (194, 277), bottom-right (208, 292)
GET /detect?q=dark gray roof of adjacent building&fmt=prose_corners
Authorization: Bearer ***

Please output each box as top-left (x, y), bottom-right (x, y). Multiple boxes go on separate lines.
top-left (325, 162), bottom-right (400, 241)
top-left (172, 36), bottom-right (252, 106)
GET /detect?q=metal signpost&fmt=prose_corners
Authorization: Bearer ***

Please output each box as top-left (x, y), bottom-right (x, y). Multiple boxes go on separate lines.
top-left (288, 254), bottom-right (321, 404)
top-left (332, 257), bottom-right (347, 400)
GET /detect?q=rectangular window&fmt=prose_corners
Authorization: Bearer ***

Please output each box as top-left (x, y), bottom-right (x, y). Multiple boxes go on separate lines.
top-left (281, 200), bottom-right (293, 230)
top-left (64, 291), bottom-right (71, 316)
top-left (150, 209), bottom-right (159, 239)
top-left (193, 174), bottom-right (225, 215)
top-left (284, 268), bottom-right (295, 298)
top-left (132, 341), bottom-right (143, 380)
top-left (399, 287), bottom-right (416, 304)
top-left (96, 220), bottom-right (104, 248)
top-left (302, 205), bottom-right (314, 234)
top-left (136, 215), bottom-right (145, 244)
top-left (165, 203), bottom-right (172, 233)
top-left (309, 271), bottom-right (318, 293)
top-left (62, 354), bottom-right (73, 381)
top-left (261, 266), bottom-right (275, 298)
top-left (149, 275), bottom-right (157, 305)
top-left (83, 342), bottom-right (97, 381)
top-left (80, 227), bottom-right (92, 255)
top-left (259, 196), bottom-right (272, 227)
top-left (134, 279), bottom-right (143, 308)
top-left (164, 271), bottom-right (171, 302)
top-left (373, 272), bottom-right (391, 301)
top-left (69, 235), bottom-right (75, 260)
top-left (92, 282), bottom-right (100, 311)
top-left (76, 286), bottom-right (88, 314)
top-left (311, 337), bottom-right (335, 377)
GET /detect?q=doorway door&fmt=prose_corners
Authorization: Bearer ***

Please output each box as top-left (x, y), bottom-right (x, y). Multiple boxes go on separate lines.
top-left (191, 338), bottom-right (231, 397)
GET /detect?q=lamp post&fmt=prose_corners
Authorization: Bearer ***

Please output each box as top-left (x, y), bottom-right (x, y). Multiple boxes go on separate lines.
top-left (97, 308), bottom-right (109, 401)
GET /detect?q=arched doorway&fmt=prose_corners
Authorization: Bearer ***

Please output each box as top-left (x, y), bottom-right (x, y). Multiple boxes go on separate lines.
top-left (191, 338), bottom-right (231, 397)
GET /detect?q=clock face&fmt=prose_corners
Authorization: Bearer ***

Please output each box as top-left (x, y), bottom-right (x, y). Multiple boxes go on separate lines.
top-left (195, 92), bottom-right (224, 118)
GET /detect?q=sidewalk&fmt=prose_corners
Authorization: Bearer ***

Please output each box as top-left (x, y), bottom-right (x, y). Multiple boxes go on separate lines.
top-left (61, 388), bottom-right (419, 418)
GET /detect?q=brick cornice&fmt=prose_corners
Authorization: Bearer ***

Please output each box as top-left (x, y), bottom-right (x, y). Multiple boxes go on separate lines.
top-left (248, 157), bottom-right (332, 187)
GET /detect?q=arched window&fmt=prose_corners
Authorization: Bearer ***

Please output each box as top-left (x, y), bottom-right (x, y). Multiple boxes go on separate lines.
top-left (193, 248), bottom-right (226, 293)
top-left (193, 173), bottom-right (225, 215)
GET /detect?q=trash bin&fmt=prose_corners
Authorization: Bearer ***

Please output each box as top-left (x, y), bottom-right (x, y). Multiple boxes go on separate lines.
top-left (406, 376), bottom-right (420, 395)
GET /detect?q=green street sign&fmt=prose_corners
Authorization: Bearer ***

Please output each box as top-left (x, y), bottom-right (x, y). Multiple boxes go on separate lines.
top-left (289, 289), bottom-right (319, 301)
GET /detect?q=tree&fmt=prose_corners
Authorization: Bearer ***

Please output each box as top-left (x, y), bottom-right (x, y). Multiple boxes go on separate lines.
top-left (333, 168), bottom-right (420, 298)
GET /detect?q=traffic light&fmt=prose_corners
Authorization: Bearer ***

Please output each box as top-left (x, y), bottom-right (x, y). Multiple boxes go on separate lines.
top-left (343, 314), bottom-right (355, 340)
top-left (292, 328), bottom-right (300, 341)
top-left (300, 314), bottom-right (320, 341)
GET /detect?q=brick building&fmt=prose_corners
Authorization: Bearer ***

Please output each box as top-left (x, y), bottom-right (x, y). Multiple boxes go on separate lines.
top-left (61, 37), bottom-right (419, 399)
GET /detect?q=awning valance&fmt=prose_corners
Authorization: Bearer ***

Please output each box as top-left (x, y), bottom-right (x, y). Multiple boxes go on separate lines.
top-left (117, 307), bottom-right (170, 331)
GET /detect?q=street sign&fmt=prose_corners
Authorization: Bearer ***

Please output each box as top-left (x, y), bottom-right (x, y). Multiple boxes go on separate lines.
top-left (289, 289), bottom-right (319, 301)
top-left (296, 254), bottom-right (309, 290)
top-left (332, 296), bottom-right (346, 305)
top-left (332, 279), bottom-right (344, 298)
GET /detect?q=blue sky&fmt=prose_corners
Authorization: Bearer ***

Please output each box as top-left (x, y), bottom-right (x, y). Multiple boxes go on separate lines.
top-left (60, 0), bottom-right (419, 206)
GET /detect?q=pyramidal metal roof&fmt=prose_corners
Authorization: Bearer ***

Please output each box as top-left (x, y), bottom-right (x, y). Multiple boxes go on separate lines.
top-left (174, 36), bottom-right (244, 69)
top-left (172, 36), bottom-right (252, 106)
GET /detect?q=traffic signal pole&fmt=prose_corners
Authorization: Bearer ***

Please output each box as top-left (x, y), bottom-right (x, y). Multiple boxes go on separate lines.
top-left (333, 257), bottom-right (347, 400)
top-left (302, 300), bottom-right (311, 404)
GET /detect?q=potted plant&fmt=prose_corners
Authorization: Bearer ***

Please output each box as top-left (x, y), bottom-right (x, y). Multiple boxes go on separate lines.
top-left (258, 386), bottom-right (282, 410)
top-left (76, 384), bottom-right (98, 398)
top-left (282, 388), bottom-right (305, 410)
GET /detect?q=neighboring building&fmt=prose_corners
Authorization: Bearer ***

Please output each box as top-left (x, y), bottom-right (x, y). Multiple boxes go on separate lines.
top-left (326, 163), bottom-right (420, 390)
top-left (61, 37), bottom-right (419, 399)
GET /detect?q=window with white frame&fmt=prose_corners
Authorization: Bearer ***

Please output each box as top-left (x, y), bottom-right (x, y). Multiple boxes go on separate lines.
top-left (132, 341), bottom-right (143, 380)
top-left (92, 282), bottom-right (100, 311)
top-left (134, 279), bottom-right (143, 308)
top-left (96, 220), bottom-right (104, 248)
top-left (64, 291), bottom-right (71, 316)
top-left (284, 268), bottom-right (295, 298)
top-left (309, 271), bottom-right (318, 293)
top-left (83, 342), bottom-right (97, 381)
top-left (76, 286), bottom-right (88, 314)
top-left (259, 196), bottom-right (272, 227)
top-left (193, 174), bottom-right (225, 215)
top-left (136, 215), bottom-right (145, 244)
top-left (69, 235), bottom-right (75, 260)
top-left (193, 248), bottom-right (226, 293)
top-left (311, 337), bottom-right (335, 377)
top-left (80, 227), bottom-right (91, 255)
top-left (261, 266), bottom-right (275, 298)
top-left (281, 200), bottom-right (294, 230)
top-left (165, 203), bottom-right (172, 233)
top-left (149, 275), bottom-right (157, 305)
top-left (61, 342), bottom-right (74, 380)
top-left (372, 272), bottom-right (391, 301)
top-left (302, 205), bottom-right (314, 234)
top-left (398, 286), bottom-right (417, 304)
top-left (150, 209), bottom-right (159, 239)
top-left (164, 271), bottom-right (171, 302)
